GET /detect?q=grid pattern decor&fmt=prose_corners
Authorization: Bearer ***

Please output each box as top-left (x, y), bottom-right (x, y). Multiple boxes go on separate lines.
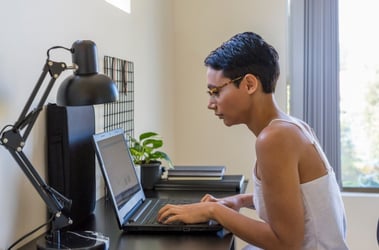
top-left (103, 56), bottom-right (134, 137)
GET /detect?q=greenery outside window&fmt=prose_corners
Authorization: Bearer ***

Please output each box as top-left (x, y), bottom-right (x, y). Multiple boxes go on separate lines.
top-left (339, 0), bottom-right (379, 192)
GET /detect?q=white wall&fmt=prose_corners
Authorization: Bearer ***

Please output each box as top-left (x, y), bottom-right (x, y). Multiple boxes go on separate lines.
top-left (342, 193), bottom-right (379, 250)
top-left (172, 0), bottom-right (288, 179)
top-left (0, 0), bottom-right (175, 248)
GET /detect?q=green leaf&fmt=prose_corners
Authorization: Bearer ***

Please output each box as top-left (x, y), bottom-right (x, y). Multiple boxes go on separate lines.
top-left (139, 132), bottom-right (158, 141)
top-left (127, 131), bottom-right (172, 168)
top-left (142, 138), bottom-right (163, 148)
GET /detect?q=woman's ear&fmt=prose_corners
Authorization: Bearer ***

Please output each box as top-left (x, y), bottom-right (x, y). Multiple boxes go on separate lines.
top-left (244, 74), bottom-right (259, 94)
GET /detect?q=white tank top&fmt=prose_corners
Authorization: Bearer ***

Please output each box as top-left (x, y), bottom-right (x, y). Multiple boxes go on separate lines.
top-left (248, 118), bottom-right (349, 250)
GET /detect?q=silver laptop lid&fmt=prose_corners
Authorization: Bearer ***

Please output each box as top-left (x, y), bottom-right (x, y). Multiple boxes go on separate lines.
top-left (93, 128), bottom-right (145, 227)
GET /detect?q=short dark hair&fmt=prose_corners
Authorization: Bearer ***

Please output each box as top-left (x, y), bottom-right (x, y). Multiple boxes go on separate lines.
top-left (204, 32), bottom-right (280, 93)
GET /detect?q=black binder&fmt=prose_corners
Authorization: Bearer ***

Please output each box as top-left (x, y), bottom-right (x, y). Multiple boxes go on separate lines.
top-left (155, 175), bottom-right (245, 192)
top-left (46, 103), bottom-right (96, 227)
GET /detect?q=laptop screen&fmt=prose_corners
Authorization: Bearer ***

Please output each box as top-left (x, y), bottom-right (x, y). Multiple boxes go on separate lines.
top-left (93, 128), bottom-right (146, 226)
top-left (95, 131), bottom-right (140, 208)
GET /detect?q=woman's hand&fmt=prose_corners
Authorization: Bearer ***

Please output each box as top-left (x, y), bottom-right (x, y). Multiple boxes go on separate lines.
top-left (157, 202), bottom-right (215, 224)
top-left (157, 194), bottom-right (253, 224)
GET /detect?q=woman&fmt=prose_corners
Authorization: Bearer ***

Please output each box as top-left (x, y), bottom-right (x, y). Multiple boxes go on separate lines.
top-left (158, 32), bottom-right (348, 250)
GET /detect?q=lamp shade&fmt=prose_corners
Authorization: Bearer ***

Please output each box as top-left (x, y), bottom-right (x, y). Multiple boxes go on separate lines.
top-left (57, 73), bottom-right (118, 106)
top-left (56, 40), bottom-right (118, 106)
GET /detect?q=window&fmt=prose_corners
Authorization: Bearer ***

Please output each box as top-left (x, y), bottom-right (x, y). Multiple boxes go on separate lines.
top-left (339, 0), bottom-right (379, 191)
top-left (289, 0), bottom-right (378, 192)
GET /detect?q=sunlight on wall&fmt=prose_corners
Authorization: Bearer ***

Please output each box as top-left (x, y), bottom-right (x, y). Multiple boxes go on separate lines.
top-left (105, 0), bottom-right (131, 13)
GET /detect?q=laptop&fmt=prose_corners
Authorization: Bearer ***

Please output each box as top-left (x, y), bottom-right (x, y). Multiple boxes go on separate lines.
top-left (92, 128), bottom-right (223, 233)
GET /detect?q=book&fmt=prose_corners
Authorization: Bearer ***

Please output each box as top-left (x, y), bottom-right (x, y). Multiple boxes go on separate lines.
top-left (167, 176), bottom-right (223, 181)
top-left (155, 175), bottom-right (245, 192)
top-left (167, 165), bottom-right (225, 180)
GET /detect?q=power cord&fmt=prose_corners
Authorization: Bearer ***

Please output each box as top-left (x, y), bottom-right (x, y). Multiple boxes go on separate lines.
top-left (7, 214), bottom-right (54, 250)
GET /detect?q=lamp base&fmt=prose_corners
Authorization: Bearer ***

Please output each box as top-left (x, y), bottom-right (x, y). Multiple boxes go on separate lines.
top-left (37, 231), bottom-right (109, 250)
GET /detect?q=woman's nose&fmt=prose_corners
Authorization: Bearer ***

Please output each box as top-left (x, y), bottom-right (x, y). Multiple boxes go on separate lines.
top-left (208, 100), bottom-right (216, 110)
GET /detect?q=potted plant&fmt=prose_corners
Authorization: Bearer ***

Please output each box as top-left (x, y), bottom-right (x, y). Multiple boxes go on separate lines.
top-left (128, 132), bottom-right (173, 189)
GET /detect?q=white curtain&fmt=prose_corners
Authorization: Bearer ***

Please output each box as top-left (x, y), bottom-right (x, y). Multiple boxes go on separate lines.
top-left (289, 0), bottom-right (341, 185)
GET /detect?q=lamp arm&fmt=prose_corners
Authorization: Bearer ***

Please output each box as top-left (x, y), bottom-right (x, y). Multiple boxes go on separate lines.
top-left (14, 60), bottom-right (69, 141)
top-left (0, 59), bottom-right (75, 232)
top-left (3, 145), bottom-right (73, 230)
top-left (14, 62), bottom-right (49, 131)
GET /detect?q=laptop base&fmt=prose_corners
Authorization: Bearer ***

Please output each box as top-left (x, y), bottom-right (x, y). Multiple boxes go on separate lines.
top-left (37, 231), bottom-right (109, 250)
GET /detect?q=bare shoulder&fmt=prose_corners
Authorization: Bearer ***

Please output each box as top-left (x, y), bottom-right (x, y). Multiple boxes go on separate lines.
top-left (255, 120), bottom-right (307, 179)
top-left (256, 120), bottom-right (305, 151)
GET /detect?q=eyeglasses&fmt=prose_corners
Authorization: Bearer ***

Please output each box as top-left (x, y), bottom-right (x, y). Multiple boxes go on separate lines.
top-left (207, 76), bottom-right (243, 97)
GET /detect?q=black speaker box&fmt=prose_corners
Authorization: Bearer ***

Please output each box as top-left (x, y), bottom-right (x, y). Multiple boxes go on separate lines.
top-left (46, 103), bottom-right (96, 228)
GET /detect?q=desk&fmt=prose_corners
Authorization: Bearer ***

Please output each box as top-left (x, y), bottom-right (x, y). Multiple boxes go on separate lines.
top-left (20, 182), bottom-right (247, 250)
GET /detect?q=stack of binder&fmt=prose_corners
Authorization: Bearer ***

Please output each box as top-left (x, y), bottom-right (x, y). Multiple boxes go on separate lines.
top-left (167, 165), bottom-right (226, 180)
top-left (155, 166), bottom-right (245, 191)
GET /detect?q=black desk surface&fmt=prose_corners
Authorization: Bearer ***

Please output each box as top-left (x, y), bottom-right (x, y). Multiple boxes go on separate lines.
top-left (20, 182), bottom-right (247, 250)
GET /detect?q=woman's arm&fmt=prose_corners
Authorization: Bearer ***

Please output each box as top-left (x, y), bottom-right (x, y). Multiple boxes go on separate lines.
top-left (201, 193), bottom-right (255, 211)
top-left (252, 125), bottom-right (305, 249)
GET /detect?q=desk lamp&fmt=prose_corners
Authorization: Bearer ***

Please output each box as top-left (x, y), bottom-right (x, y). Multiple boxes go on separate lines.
top-left (0, 40), bottom-right (118, 249)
